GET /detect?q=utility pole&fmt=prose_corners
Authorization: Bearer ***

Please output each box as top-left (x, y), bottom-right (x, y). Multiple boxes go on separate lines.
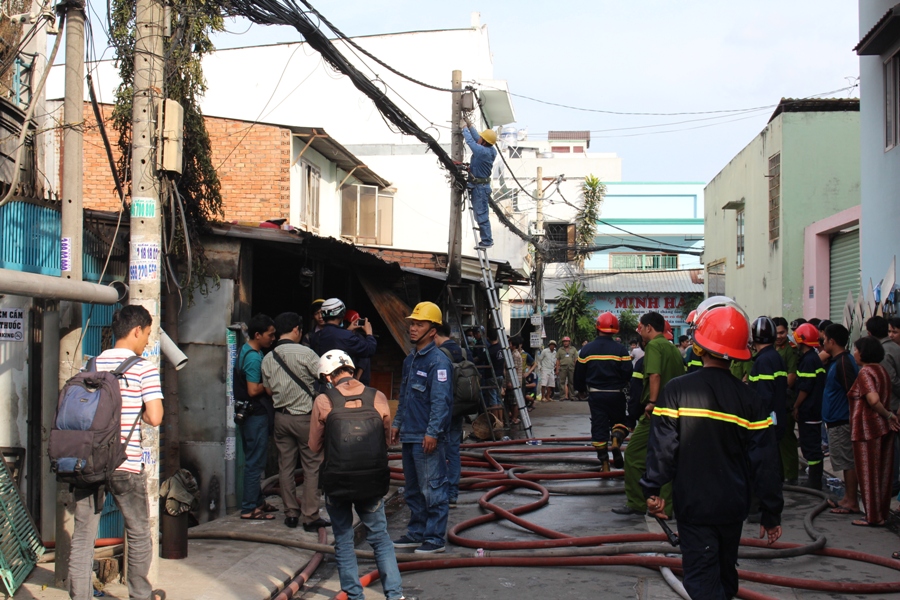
top-left (533, 166), bottom-right (544, 326)
top-left (447, 69), bottom-right (463, 285)
top-left (55, 0), bottom-right (85, 586)
top-left (130, 0), bottom-right (165, 583)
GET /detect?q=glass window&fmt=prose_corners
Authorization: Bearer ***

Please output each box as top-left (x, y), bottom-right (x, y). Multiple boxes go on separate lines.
top-left (736, 209), bottom-right (745, 267)
top-left (768, 153), bottom-right (781, 242)
top-left (341, 184), bottom-right (393, 245)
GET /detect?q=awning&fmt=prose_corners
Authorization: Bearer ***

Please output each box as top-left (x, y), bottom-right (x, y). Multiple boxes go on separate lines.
top-left (855, 3), bottom-right (900, 55)
top-left (359, 273), bottom-right (413, 356)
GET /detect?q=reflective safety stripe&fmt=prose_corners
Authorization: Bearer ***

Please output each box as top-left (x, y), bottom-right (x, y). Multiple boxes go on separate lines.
top-left (652, 406), bottom-right (773, 430)
top-left (807, 460), bottom-right (823, 466)
top-left (748, 371), bottom-right (788, 382)
top-left (632, 372), bottom-right (644, 379)
top-left (796, 368), bottom-right (826, 378)
top-left (578, 354), bottom-right (631, 364)
top-left (591, 441), bottom-right (608, 448)
top-left (688, 360), bottom-right (703, 368)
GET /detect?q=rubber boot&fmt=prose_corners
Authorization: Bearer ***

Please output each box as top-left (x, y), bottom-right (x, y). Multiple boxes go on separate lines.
top-left (598, 457), bottom-right (611, 472)
top-left (610, 430), bottom-right (627, 470)
top-left (805, 462), bottom-right (824, 491)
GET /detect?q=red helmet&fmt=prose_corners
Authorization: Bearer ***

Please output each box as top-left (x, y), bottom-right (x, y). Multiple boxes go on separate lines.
top-left (596, 312), bottom-right (619, 333)
top-left (344, 309), bottom-right (360, 325)
top-left (793, 323), bottom-right (820, 348)
top-left (686, 310), bottom-right (697, 325)
top-left (663, 320), bottom-right (674, 341)
top-left (561, 336), bottom-right (571, 342)
top-left (692, 306), bottom-right (751, 361)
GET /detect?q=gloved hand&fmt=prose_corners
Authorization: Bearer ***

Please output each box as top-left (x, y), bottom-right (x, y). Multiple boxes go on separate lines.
top-left (459, 118), bottom-right (468, 130)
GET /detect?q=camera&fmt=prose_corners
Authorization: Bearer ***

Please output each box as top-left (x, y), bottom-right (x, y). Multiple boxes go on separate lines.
top-left (233, 397), bottom-right (253, 423)
top-left (355, 318), bottom-right (367, 327)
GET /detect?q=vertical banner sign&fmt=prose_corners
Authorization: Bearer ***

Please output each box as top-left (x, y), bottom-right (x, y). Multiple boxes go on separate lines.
top-left (129, 241), bottom-right (160, 281)
top-left (60, 237), bottom-right (72, 272)
top-left (226, 329), bottom-right (237, 429)
top-left (0, 308), bottom-right (25, 341)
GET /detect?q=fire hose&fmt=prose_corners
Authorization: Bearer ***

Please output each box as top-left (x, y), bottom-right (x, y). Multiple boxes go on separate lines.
top-left (192, 437), bottom-right (900, 599)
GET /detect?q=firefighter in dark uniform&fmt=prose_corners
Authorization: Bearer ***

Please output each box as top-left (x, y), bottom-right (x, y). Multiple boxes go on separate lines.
top-left (684, 310), bottom-right (704, 373)
top-left (792, 322), bottom-right (827, 490)
top-left (574, 312), bottom-right (633, 471)
top-left (748, 317), bottom-right (788, 449)
top-left (627, 355), bottom-right (645, 430)
top-left (642, 305), bottom-right (784, 600)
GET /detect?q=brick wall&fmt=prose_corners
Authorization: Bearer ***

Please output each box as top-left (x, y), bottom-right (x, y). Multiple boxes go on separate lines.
top-left (359, 247), bottom-right (447, 271)
top-left (80, 103), bottom-right (291, 222)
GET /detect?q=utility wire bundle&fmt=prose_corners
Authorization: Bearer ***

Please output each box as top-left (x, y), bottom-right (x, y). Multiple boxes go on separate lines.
top-left (223, 0), bottom-right (544, 250)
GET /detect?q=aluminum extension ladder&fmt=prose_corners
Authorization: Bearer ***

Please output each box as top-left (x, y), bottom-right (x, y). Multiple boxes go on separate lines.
top-left (466, 192), bottom-right (534, 439)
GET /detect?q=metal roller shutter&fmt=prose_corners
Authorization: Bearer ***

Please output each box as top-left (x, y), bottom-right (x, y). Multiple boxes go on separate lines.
top-left (829, 228), bottom-right (860, 323)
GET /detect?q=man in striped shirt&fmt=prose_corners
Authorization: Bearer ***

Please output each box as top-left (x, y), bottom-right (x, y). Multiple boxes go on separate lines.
top-left (262, 312), bottom-right (329, 532)
top-left (68, 305), bottom-right (164, 600)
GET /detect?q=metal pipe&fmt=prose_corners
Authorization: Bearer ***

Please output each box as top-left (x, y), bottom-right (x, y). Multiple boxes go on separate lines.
top-left (0, 268), bottom-right (127, 304)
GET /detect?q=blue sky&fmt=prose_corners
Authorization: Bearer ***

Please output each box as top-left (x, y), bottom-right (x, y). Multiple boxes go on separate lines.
top-left (209, 1), bottom-right (860, 182)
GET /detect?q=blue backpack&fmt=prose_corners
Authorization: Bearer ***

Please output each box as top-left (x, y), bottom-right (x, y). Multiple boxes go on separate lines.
top-left (48, 356), bottom-right (144, 489)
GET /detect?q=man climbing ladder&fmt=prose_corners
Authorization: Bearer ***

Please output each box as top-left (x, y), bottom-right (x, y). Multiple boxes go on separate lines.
top-left (462, 116), bottom-right (497, 249)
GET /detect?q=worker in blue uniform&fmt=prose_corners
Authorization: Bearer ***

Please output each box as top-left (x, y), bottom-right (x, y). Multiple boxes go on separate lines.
top-left (462, 117), bottom-right (497, 248)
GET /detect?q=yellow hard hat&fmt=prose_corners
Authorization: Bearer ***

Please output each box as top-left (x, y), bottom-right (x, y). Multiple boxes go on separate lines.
top-left (407, 301), bottom-right (442, 325)
top-left (480, 129), bottom-right (497, 146)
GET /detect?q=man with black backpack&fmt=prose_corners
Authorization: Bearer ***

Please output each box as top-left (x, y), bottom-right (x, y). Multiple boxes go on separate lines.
top-left (261, 312), bottom-right (329, 531)
top-left (308, 350), bottom-right (413, 600)
top-left (60, 305), bottom-right (165, 600)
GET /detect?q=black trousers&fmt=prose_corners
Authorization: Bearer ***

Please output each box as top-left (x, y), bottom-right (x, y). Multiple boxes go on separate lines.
top-left (798, 421), bottom-right (825, 465)
top-left (587, 391), bottom-right (626, 446)
top-left (679, 521), bottom-right (743, 600)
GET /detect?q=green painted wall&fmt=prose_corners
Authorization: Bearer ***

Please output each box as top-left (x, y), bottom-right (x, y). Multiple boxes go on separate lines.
top-left (780, 111), bottom-right (860, 319)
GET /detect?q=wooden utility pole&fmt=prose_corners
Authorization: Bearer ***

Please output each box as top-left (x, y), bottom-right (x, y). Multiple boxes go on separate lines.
top-left (447, 69), bottom-right (463, 285)
top-left (130, 0), bottom-right (165, 582)
top-left (534, 166), bottom-right (544, 323)
top-left (54, 0), bottom-right (85, 586)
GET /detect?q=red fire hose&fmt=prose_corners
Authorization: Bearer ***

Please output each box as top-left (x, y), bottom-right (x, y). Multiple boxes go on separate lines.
top-left (331, 437), bottom-right (900, 600)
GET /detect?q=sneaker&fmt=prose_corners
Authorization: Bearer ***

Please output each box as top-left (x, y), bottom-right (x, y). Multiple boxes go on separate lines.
top-left (414, 542), bottom-right (446, 554)
top-left (393, 535), bottom-right (422, 548)
top-left (475, 241), bottom-right (493, 249)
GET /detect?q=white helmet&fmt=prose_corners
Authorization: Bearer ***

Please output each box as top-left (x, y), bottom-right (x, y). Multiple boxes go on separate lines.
top-left (321, 297), bottom-right (346, 320)
top-left (318, 350), bottom-right (355, 378)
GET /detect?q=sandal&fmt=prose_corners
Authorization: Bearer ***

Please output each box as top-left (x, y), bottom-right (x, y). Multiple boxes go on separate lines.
top-left (262, 503), bottom-right (278, 513)
top-left (851, 519), bottom-right (884, 527)
top-left (829, 506), bottom-right (860, 514)
top-left (241, 508), bottom-right (275, 520)
top-left (152, 591), bottom-right (166, 600)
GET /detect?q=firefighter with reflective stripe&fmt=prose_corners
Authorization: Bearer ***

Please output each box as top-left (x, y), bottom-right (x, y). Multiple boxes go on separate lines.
top-left (574, 312), bottom-right (633, 471)
top-left (626, 356), bottom-right (645, 430)
top-left (642, 305), bottom-right (783, 600)
top-left (792, 322), bottom-right (827, 490)
top-left (683, 310), bottom-right (703, 373)
top-left (748, 317), bottom-right (788, 445)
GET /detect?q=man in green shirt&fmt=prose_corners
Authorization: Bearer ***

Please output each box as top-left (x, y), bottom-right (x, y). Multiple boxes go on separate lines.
top-left (773, 317), bottom-right (800, 484)
top-left (614, 312), bottom-right (684, 516)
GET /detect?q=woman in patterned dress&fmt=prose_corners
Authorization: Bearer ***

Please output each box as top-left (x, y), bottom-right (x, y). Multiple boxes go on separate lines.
top-left (848, 336), bottom-right (900, 526)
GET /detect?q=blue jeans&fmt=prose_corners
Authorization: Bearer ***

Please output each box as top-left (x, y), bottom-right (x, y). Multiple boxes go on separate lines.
top-left (401, 441), bottom-right (449, 546)
top-left (470, 184), bottom-right (492, 245)
top-left (240, 412), bottom-right (269, 513)
top-left (326, 495), bottom-right (403, 600)
top-left (447, 416), bottom-right (464, 502)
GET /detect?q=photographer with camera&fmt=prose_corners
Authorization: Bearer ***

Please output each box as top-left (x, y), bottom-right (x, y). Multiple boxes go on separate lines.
top-left (234, 314), bottom-right (276, 520)
top-left (311, 298), bottom-right (377, 383)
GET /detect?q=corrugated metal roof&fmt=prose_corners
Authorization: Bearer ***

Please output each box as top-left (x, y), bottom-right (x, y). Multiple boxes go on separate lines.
top-left (855, 3), bottom-right (900, 55)
top-left (545, 269), bottom-right (704, 297)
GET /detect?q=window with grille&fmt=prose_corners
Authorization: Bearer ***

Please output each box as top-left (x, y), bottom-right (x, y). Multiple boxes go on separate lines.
top-left (341, 185), bottom-right (393, 245)
top-left (545, 222), bottom-right (575, 262)
top-left (768, 153), bottom-right (781, 242)
top-left (886, 51), bottom-right (900, 151)
top-left (736, 209), bottom-right (745, 267)
top-left (610, 253), bottom-right (678, 270)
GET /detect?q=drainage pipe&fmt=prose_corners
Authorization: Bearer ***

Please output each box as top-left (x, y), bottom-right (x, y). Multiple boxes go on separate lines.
top-left (0, 268), bottom-right (127, 304)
